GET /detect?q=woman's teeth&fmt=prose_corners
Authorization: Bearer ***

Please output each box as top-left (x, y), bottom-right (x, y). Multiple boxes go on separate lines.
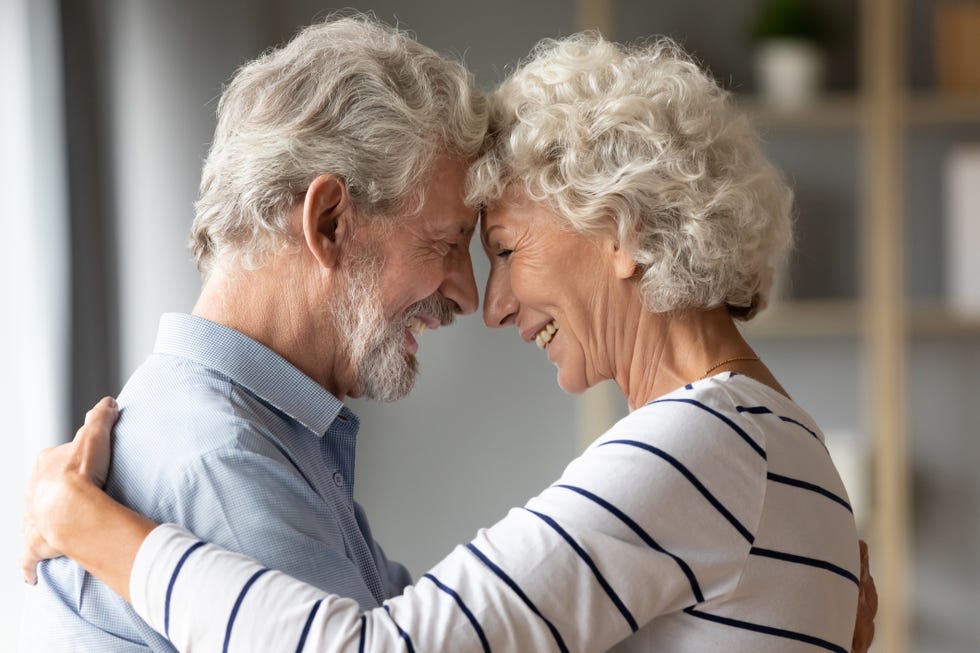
top-left (408, 317), bottom-right (428, 336)
top-left (534, 321), bottom-right (558, 349)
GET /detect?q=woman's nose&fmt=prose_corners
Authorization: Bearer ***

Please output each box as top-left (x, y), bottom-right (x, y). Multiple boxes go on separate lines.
top-left (483, 268), bottom-right (518, 328)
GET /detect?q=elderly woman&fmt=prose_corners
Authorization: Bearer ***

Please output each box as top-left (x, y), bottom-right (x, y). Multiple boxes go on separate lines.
top-left (23, 34), bottom-right (874, 652)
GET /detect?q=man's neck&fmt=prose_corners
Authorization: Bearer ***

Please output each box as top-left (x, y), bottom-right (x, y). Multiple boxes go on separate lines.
top-left (191, 263), bottom-right (355, 399)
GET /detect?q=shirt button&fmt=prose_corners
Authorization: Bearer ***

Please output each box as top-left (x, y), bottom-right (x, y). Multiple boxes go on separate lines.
top-left (333, 471), bottom-right (344, 488)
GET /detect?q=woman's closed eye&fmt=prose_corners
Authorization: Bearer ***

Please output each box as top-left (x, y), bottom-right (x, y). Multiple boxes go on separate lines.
top-left (496, 248), bottom-right (513, 259)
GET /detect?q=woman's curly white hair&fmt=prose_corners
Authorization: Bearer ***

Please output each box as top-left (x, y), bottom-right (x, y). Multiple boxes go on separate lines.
top-left (467, 34), bottom-right (793, 319)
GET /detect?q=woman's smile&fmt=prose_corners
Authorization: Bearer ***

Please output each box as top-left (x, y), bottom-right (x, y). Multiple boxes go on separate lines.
top-left (534, 320), bottom-right (558, 349)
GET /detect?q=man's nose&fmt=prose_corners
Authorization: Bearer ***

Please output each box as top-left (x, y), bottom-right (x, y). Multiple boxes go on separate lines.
top-left (441, 250), bottom-right (479, 315)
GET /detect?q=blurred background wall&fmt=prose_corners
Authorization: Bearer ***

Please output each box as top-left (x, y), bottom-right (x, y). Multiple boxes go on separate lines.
top-left (2, 0), bottom-right (978, 650)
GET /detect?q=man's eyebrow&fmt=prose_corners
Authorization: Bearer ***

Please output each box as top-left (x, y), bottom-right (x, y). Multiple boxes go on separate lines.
top-left (430, 214), bottom-right (476, 236)
top-left (460, 210), bottom-right (481, 234)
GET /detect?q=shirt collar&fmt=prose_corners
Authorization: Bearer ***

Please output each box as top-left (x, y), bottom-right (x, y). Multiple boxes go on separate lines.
top-left (153, 312), bottom-right (356, 438)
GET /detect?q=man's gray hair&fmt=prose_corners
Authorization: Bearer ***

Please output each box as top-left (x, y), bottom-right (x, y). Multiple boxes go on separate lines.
top-left (191, 14), bottom-right (489, 276)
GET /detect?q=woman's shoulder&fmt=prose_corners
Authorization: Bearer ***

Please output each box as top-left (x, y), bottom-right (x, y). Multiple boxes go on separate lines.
top-left (595, 373), bottom-right (790, 452)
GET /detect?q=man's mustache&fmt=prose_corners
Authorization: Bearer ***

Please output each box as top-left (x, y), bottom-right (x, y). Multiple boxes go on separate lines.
top-left (402, 294), bottom-right (457, 327)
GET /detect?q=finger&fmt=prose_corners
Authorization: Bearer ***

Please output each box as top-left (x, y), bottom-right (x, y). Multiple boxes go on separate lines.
top-left (82, 396), bottom-right (119, 430)
top-left (75, 399), bottom-right (118, 467)
top-left (20, 552), bottom-right (38, 586)
top-left (855, 622), bottom-right (874, 653)
top-left (857, 539), bottom-right (877, 615)
top-left (852, 615), bottom-right (873, 653)
top-left (19, 524), bottom-right (62, 585)
top-left (866, 572), bottom-right (878, 615)
top-left (859, 539), bottom-right (870, 579)
top-left (20, 541), bottom-right (40, 585)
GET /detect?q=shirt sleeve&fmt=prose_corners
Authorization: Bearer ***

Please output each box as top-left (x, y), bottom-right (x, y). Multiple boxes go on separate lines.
top-left (131, 402), bottom-right (767, 652)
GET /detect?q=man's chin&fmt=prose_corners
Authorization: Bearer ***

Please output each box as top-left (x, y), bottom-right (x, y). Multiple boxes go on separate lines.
top-left (358, 359), bottom-right (417, 402)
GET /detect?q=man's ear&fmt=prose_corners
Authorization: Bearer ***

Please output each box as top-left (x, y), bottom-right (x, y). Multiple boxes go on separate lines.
top-left (303, 174), bottom-right (353, 270)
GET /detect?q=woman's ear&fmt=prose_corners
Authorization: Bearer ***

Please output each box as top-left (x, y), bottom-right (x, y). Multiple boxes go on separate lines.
top-left (302, 174), bottom-right (352, 270)
top-left (610, 240), bottom-right (638, 280)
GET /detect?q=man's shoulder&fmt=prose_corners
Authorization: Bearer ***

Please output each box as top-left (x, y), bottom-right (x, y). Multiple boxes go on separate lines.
top-left (121, 350), bottom-right (237, 402)
top-left (107, 354), bottom-right (298, 503)
top-left (116, 351), bottom-right (283, 448)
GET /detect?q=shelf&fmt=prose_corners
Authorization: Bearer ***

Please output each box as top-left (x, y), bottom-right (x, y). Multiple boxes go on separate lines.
top-left (741, 300), bottom-right (860, 338)
top-left (907, 93), bottom-right (980, 126)
top-left (738, 95), bottom-right (861, 129)
top-left (909, 303), bottom-right (980, 335)
top-left (738, 93), bottom-right (980, 130)
top-left (741, 300), bottom-right (980, 338)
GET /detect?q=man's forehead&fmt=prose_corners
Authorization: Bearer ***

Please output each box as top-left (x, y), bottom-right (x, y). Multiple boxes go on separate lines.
top-left (424, 204), bottom-right (479, 233)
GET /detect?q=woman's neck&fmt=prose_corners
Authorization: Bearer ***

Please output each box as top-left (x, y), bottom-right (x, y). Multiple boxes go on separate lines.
top-left (612, 306), bottom-right (787, 410)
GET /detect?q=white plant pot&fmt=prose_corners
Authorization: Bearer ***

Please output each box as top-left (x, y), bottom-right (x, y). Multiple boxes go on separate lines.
top-left (754, 39), bottom-right (825, 108)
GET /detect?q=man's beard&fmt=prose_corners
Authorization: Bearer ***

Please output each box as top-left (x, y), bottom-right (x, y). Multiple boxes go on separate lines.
top-left (332, 251), bottom-right (457, 402)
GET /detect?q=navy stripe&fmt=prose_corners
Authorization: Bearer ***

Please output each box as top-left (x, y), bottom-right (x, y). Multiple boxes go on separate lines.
top-left (737, 405), bottom-right (821, 441)
top-left (357, 615), bottom-right (366, 653)
top-left (423, 573), bottom-right (492, 653)
top-left (466, 543), bottom-right (569, 653)
top-left (556, 484), bottom-right (704, 603)
top-left (767, 472), bottom-right (853, 513)
top-left (779, 416), bottom-right (820, 440)
top-left (383, 605), bottom-right (415, 653)
top-left (683, 606), bottom-right (847, 653)
top-left (736, 405), bottom-right (772, 415)
top-left (600, 439), bottom-right (754, 543)
top-left (684, 383), bottom-right (693, 390)
top-left (750, 547), bottom-right (859, 586)
top-left (647, 398), bottom-right (766, 459)
top-left (524, 508), bottom-right (639, 632)
top-left (223, 568), bottom-right (270, 653)
top-left (295, 598), bottom-right (324, 653)
top-left (164, 540), bottom-right (205, 638)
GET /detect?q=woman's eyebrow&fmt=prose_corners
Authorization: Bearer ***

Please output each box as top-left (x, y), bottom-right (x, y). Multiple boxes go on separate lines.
top-left (480, 224), bottom-right (505, 248)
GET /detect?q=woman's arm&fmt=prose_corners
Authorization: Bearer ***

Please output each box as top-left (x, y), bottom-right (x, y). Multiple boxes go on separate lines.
top-left (23, 400), bottom-right (669, 651)
top-left (23, 397), bottom-right (879, 653)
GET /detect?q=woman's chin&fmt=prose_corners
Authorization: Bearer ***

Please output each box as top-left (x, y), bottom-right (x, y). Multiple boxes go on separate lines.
top-left (554, 367), bottom-right (589, 395)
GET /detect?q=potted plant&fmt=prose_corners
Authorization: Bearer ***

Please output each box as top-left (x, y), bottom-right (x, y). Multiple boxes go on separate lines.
top-left (748, 0), bottom-right (833, 107)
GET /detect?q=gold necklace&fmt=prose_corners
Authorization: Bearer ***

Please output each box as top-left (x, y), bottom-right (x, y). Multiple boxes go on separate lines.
top-left (700, 356), bottom-right (760, 380)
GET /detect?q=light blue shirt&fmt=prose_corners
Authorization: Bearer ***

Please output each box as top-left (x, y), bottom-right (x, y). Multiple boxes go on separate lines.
top-left (21, 313), bottom-right (411, 652)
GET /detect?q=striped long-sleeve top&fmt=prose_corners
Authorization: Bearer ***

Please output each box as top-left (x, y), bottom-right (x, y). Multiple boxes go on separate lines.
top-left (130, 372), bottom-right (859, 653)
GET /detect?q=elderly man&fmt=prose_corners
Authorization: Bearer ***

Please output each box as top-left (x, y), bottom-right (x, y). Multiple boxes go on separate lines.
top-left (20, 15), bottom-right (487, 651)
